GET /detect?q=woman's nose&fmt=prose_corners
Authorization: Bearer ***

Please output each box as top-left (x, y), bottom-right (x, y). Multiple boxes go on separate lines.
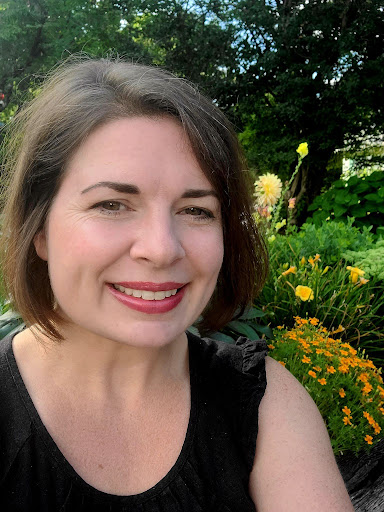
top-left (129, 213), bottom-right (186, 267)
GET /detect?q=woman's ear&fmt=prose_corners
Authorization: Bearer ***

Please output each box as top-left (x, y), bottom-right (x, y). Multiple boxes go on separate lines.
top-left (34, 229), bottom-right (48, 261)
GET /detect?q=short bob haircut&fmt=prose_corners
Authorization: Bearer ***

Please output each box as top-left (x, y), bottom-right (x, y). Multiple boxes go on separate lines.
top-left (0, 57), bottom-right (268, 340)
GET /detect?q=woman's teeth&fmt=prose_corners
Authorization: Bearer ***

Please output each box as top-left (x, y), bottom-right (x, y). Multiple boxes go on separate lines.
top-left (113, 285), bottom-right (178, 300)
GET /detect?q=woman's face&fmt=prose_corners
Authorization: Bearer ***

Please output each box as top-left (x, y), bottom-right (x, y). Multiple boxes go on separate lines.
top-left (34, 117), bottom-right (224, 347)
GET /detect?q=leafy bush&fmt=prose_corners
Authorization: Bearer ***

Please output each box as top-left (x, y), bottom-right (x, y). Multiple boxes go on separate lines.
top-left (255, 253), bottom-right (384, 366)
top-left (269, 318), bottom-right (384, 454)
top-left (343, 240), bottom-right (384, 282)
top-left (306, 171), bottom-right (384, 235)
top-left (268, 217), bottom-right (375, 265)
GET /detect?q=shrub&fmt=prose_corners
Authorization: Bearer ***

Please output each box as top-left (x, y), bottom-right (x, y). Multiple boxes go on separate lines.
top-left (343, 240), bottom-right (384, 282)
top-left (269, 318), bottom-right (384, 454)
top-left (306, 171), bottom-right (384, 235)
top-left (268, 217), bottom-right (375, 265)
top-left (255, 253), bottom-right (384, 366)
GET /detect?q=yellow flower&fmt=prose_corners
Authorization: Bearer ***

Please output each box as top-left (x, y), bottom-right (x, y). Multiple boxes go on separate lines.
top-left (295, 285), bottom-right (314, 301)
top-left (346, 266), bottom-right (365, 284)
top-left (275, 219), bottom-right (286, 231)
top-left (302, 355), bottom-right (311, 364)
top-left (342, 406), bottom-right (351, 416)
top-left (365, 435), bottom-right (373, 445)
top-left (300, 256), bottom-right (306, 266)
top-left (308, 370), bottom-right (317, 378)
top-left (282, 266), bottom-right (297, 276)
top-left (277, 325), bottom-right (284, 330)
top-left (318, 378), bottom-right (327, 386)
top-left (339, 388), bottom-right (346, 398)
top-left (254, 173), bottom-right (283, 207)
top-left (296, 142), bottom-right (309, 158)
top-left (268, 234), bottom-right (276, 243)
top-left (321, 266), bottom-right (330, 275)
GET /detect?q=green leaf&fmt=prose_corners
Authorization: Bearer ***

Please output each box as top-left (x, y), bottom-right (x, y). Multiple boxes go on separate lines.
top-left (333, 204), bottom-right (348, 217)
top-left (364, 193), bottom-right (381, 203)
top-left (226, 320), bottom-right (260, 339)
top-left (238, 307), bottom-right (265, 320)
top-left (349, 206), bottom-right (367, 218)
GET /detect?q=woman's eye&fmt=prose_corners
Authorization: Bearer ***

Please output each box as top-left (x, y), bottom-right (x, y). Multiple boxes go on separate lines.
top-left (183, 207), bottom-right (214, 219)
top-left (93, 201), bottom-right (127, 215)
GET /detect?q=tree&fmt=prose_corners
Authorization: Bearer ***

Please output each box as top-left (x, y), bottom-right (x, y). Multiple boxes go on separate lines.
top-left (231, 0), bottom-right (384, 221)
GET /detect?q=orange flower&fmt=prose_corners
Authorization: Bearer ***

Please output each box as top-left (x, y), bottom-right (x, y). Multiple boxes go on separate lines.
top-left (302, 355), bottom-right (311, 364)
top-left (309, 317), bottom-right (319, 326)
top-left (362, 383), bottom-right (373, 395)
top-left (343, 416), bottom-right (352, 426)
top-left (308, 370), bottom-right (317, 378)
top-left (327, 366), bottom-right (336, 374)
top-left (278, 361), bottom-right (286, 367)
top-left (268, 344), bottom-right (275, 350)
top-left (365, 435), bottom-right (373, 445)
top-left (339, 389), bottom-right (346, 398)
top-left (313, 366), bottom-right (321, 372)
top-left (282, 266), bottom-right (297, 276)
top-left (342, 406), bottom-right (351, 416)
top-left (318, 378), bottom-right (327, 386)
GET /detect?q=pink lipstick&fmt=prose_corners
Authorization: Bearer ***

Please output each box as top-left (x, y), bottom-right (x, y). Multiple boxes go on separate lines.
top-left (107, 282), bottom-right (187, 314)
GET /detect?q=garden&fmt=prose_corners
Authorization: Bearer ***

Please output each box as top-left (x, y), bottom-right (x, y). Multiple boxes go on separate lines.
top-left (1, 0), bottom-right (383, 509)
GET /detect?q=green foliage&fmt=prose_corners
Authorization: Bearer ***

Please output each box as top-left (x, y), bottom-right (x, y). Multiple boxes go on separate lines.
top-left (307, 172), bottom-right (384, 233)
top-left (269, 319), bottom-right (384, 454)
top-left (255, 249), bottom-right (384, 366)
top-left (190, 307), bottom-right (273, 344)
top-left (343, 240), bottom-right (384, 282)
top-left (268, 218), bottom-right (375, 265)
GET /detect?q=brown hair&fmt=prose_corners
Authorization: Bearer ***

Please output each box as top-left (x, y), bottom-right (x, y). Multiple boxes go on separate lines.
top-left (0, 57), bottom-right (268, 339)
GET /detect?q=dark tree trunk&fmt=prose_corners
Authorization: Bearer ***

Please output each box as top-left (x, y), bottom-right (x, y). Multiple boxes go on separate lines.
top-left (337, 439), bottom-right (384, 511)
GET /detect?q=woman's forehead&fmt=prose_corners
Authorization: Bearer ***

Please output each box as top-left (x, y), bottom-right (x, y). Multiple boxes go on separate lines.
top-left (58, 117), bottom-right (217, 198)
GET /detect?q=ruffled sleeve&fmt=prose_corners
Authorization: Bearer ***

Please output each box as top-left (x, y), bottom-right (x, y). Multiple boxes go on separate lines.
top-left (235, 337), bottom-right (268, 472)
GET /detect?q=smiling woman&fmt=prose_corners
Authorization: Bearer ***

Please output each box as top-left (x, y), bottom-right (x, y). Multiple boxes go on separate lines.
top-left (0, 58), bottom-right (353, 511)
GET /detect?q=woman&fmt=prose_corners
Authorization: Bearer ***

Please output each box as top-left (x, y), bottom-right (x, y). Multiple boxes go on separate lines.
top-left (0, 58), bottom-right (353, 510)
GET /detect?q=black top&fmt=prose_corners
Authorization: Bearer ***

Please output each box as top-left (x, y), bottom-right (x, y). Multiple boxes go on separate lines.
top-left (0, 331), bottom-right (268, 511)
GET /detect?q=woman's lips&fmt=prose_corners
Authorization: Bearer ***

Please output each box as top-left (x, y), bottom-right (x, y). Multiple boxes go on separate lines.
top-left (107, 282), bottom-right (187, 314)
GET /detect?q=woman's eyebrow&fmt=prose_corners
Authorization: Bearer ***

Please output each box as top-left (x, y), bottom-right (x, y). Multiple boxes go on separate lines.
top-left (81, 182), bottom-right (140, 195)
top-left (81, 182), bottom-right (218, 199)
top-left (181, 189), bottom-right (219, 199)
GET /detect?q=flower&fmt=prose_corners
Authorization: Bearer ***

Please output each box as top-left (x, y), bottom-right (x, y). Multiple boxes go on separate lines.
top-left (300, 257), bottom-right (306, 266)
top-left (308, 254), bottom-right (321, 267)
top-left (278, 361), bottom-right (286, 367)
top-left (318, 378), bottom-right (327, 386)
top-left (295, 285), bottom-right (314, 301)
top-left (257, 206), bottom-right (272, 218)
top-left (288, 197), bottom-right (296, 209)
top-left (339, 389), bottom-right (346, 398)
top-left (342, 406), bottom-right (351, 416)
top-left (327, 366), bottom-right (336, 374)
top-left (296, 142), bottom-right (309, 158)
top-left (309, 317), bottom-right (319, 326)
top-left (268, 234), bottom-right (276, 243)
top-left (282, 266), bottom-right (297, 276)
top-left (254, 173), bottom-right (283, 207)
top-left (321, 266), bottom-right (330, 275)
top-left (308, 370), bottom-right (317, 378)
top-left (346, 266), bottom-right (365, 284)
top-left (302, 355), bottom-right (311, 364)
top-left (365, 435), bottom-right (373, 445)
top-left (275, 219), bottom-right (286, 231)
top-left (359, 277), bottom-right (369, 285)
top-left (268, 344), bottom-right (275, 350)
top-left (343, 416), bottom-right (352, 426)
